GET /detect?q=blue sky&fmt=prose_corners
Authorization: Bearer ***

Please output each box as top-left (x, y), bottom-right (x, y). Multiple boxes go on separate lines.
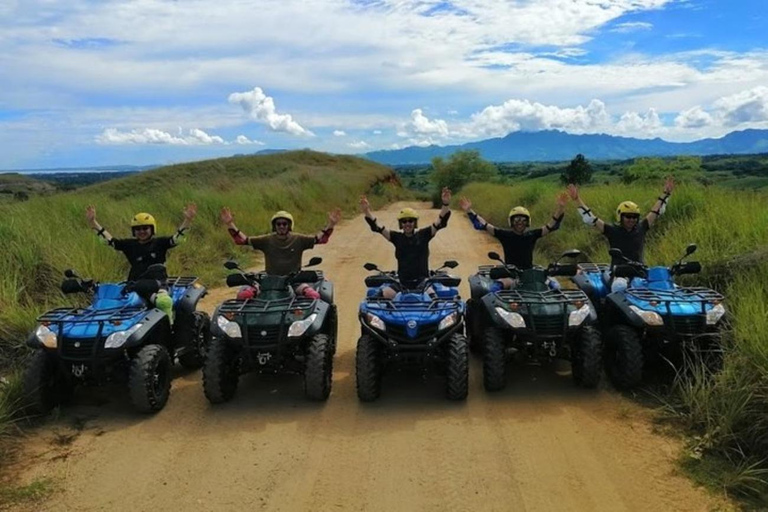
top-left (1, 0), bottom-right (767, 170)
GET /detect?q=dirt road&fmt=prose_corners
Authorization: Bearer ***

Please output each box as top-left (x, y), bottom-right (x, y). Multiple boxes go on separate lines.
top-left (13, 203), bottom-right (722, 511)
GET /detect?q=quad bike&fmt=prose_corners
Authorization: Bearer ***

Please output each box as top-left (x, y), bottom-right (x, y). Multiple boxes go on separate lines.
top-left (571, 244), bottom-right (726, 388)
top-left (23, 264), bottom-right (210, 414)
top-left (355, 260), bottom-right (468, 401)
top-left (203, 257), bottom-right (337, 403)
top-left (467, 250), bottom-right (602, 391)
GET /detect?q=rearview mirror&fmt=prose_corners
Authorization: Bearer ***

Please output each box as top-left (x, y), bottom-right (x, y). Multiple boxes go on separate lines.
top-left (364, 263), bottom-right (378, 271)
top-left (685, 244), bottom-right (697, 256)
top-left (608, 248), bottom-right (623, 258)
top-left (224, 260), bottom-right (240, 270)
top-left (64, 269), bottom-right (77, 278)
top-left (306, 256), bottom-right (323, 267)
top-left (561, 249), bottom-right (581, 260)
top-left (443, 260), bottom-right (459, 269)
top-left (488, 251), bottom-right (502, 262)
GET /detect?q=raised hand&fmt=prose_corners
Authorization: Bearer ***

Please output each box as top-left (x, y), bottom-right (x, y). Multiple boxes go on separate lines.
top-left (328, 207), bottom-right (342, 226)
top-left (359, 195), bottom-right (371, 214)
top-left (85, 205), bottom-right (97, 225)
top-left (183, 203), bottom-right (198, 220)
top-left (663, 176), bottom-right (675, 195)
top-left (556, 191), bottom-right (569, 208)
top-left (220, 207), bottom-right (234, 225)
top-left (441, 187), bottom-right (452, 205)
top-left (567, 184), bottom-right (580, 202)
top-left (459, 196), bottom-right (472, 211)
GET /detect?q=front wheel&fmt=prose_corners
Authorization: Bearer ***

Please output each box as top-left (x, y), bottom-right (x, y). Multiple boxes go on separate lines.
top-left (445, 333), bottom-right (469, 400)
top-left (466, 300), bottom-right (484, 354)
top-left (482, 327), bottom-right (507, 392)
top-left (304, 333), bottom-right (333, 401)
top-left (356, 334), bottom-right (382, 402)
top-left (23, 350), bottom-right (74, 415)
top-left (605, 324), bottom-right (644, 389)
top-left (129, 344), bottom-right (172, 413)
top-left (571, 326), bottom-right (602, 388)
top-left (178, 311), bottom-right (211, 369)
top-left (203, 337), bottom-right (240, 404)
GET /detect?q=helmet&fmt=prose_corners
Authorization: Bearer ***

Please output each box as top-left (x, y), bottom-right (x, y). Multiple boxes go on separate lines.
top-left (615, 201), bottom-right (641, 222)
top-left (508, 206), bottom-right (530, 227)
top-left (397, 208), bottom-right (419, 221)
top-left (131, 212), bottom-right (156, 234)
top-left (271, 210), bottom-right (294, 231)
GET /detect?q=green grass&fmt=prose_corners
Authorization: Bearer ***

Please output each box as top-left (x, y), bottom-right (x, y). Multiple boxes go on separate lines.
top-left (459, 179), bottom-right (768, 502)
top-left (0, 478), bottom-right (56, 508)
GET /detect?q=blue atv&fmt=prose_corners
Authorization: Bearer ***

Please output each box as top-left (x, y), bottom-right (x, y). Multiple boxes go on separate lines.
top-left (355, 260), bottom-right (468, 402)
top-left (23, 264), bottom-right (210, 414)
top-left (572, 244), bottom-right (726, 388)
top-left (466, 250), bottom-right (601, 391)
top-left (203, 257), bottom-right (337, 403)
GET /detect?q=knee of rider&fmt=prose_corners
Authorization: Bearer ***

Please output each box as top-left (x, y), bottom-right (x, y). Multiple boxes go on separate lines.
top-left (547, 278), bottom-right (561, 290)
top-left (302, 287), bottom-right (321, 299)
top-left (237, 286), bottom-right (257, 300)
top-left (490, 281), bottom-right (504, 293)
top-left (611, 277), bottom-right (628, 293)
top-left (154, 291), bottom-right (173, 313)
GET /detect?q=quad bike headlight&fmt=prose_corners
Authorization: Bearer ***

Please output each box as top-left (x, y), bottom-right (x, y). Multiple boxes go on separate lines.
top-left (438, 312), bottom-right (458, 331)
top-left (35, 325), bottom-right (58, 349)
top-left (104, 323), bottom-right (143, 349)
top-left (495, 307), bottom-right (526, 329)
top-left (629, 306), bottom-right (664, 326)
top-left (365, 313), bottom-right (386, 331)
top-left (568, 304), bottom-right (591, 327)
top-left (706, 303), bottom-right (726, 325)
top-left (288, 313), bottom-right (318, 338)
top-left (216, 315), bottom-right (242, 338)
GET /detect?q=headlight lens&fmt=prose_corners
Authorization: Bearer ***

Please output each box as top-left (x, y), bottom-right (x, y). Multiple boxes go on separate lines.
top-left (568, 304), bottom-right (591, 327)
top-left (438, 312), bottom-right (457, 331)
top-left (288, 313), bottom-right (318, 338)
top-left (216, 315), bottom-right (242, 338)
top-left (706, 303), bottom-right (726, 325)
top-left (104, 323), bottom-right (143, 349)
top-left (629, 305), bottom-right (664, 326)
top-left (495, 307), bottom-right (526, 328)
top-left (365, 313), bottom-right (386, 331)
top-left (35, 325), bottom-right (58, 349)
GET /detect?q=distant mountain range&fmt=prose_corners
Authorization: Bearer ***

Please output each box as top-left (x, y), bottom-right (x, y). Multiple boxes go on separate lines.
top-left (364, 128), bottom-right (768, 165)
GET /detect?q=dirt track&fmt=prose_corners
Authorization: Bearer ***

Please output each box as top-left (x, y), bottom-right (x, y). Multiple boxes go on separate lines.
top-left (12, 203), bottom-right (724, 511)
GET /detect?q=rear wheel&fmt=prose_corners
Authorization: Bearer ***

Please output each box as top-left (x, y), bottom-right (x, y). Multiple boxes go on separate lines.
top-left (129, 344), bottom-right (172, 413)
top-left (304, 333), bottom-right (333, 401)
top-left (605, 324), bottom-right (644, 389)
top-left (327, 305), bottom-right (338, 355)
top-left (178, 311), bottom-right (211, 369)
top-left (23, 350), bottom-right (74, 415)
top-left (445, 333), bottom-right (469, 400)
top-left (356, 334), bottom-right (382, 402)
top-left (482, 327), bottom-right (507, 392)
top-left (571, 326), bottom-right (602, 388)
top-left (203, 337), bottom-right (240, 404)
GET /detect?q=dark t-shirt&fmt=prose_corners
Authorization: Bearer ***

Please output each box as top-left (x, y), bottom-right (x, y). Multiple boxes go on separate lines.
top-left (604, 219), bottom-right (650, 265)
top-left (389, 228), bottom-right (434, 288)
top-left (112, 237), bottom-right (175, 281)
top-left (493, 228), bottom-right (543, 269)
top-left (250, 233), bottom-right (316, 276)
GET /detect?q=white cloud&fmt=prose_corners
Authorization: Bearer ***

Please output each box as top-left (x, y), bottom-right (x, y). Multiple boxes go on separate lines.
top-left (611, 22), bottom-right (653, 33)
top-left (615, 109), bottom-right (663, 136)
top-left (333, 130), bottom-right (346, 136)
top-left (410, 109), bottom-right (449, 136)
top-left (674, 106), bottom-right (713, 128)
top-left (348, 140), bottom-right (369, 149)
top-left (96, 127), bottom-right (228, 145)
top-left (236, 135), bottom-right (264, 145)
top-left (372, 130), bottom-right (382, 135)
top-left (712, 86), bottom-right (768, 126)
top-left (228, 87), bottom-right (313, 136)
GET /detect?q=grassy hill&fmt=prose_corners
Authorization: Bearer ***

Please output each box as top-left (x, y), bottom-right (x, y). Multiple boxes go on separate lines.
top-left (0, 150), bottom-right (407, 365)
top-left (0, 173), bottom-right (57, 202)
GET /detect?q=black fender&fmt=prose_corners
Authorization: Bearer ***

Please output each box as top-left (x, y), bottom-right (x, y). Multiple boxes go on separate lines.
top-left (302, 301), bottom-right (330, 338)
top-left (316, 279), bottom-right (334, 304)
top-left (176, 285), bottom-right (207, 317)
top-left (480, 293), bottom-right (514, 330)
top-left (468, 274), bottom-right (492, 301)
top-left (605, 294), bottom-right (646, 329)
top-left (571, 273), bottom-right (595, 297)
top-left (124, 308), bottom-right (173, 351)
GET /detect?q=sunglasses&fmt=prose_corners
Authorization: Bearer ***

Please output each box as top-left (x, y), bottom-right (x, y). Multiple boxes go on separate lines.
top-left (399, 219), bottom-right (416, 224)
top-left (274, 221), bottom-right (290, 227)
top-left (622, 214), bottom-right (640, 220)
top-left (133, 226), bottom-right (152, 232)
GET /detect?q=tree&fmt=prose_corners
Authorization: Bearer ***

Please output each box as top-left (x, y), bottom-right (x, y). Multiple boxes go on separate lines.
top-left (430, 150), bottom-right (497, 205)
top-left (561, 154), bottom-right (593, 185)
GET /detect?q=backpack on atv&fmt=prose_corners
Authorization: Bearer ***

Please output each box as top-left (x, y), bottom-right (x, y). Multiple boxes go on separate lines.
top-left (203, 257), bottom-right (337, 404)
top-left (23, 264), bottom-right (210, 414)
top-left (355, 260), bottom-right (468, 402)
top-left (467, 250), bottom-right (602, 391)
